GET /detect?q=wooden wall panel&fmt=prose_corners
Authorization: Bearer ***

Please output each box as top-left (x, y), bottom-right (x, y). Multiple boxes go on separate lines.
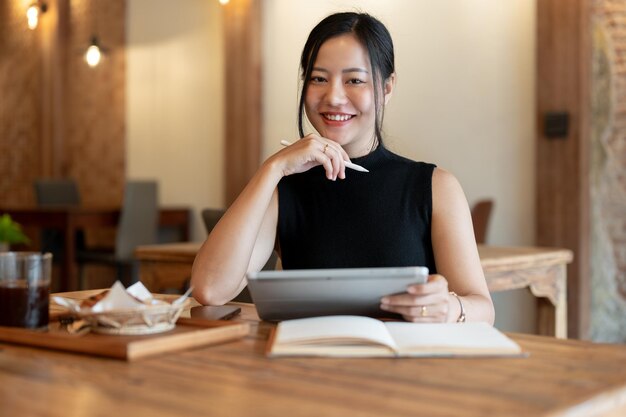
top-left (536, 0), bottom-right (591, 339)
top-left (223, 0), bottom-right (262, 205)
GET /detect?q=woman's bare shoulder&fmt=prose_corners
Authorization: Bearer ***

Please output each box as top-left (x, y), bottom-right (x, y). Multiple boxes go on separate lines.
top-left (432, 167), bottom-right (463, 194)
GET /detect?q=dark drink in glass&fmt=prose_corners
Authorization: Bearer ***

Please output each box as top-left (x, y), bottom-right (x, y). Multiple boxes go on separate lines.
top-left (0, 252), bottom-right (52, 330)
top-left (0, 280), bottom-right (50, 328)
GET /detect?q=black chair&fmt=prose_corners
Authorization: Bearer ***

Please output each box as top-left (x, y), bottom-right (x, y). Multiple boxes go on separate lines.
top-left (201, 208), bottom-right (226, 234)
top-left (33, 179), bottom-right (83, 260)
top-left (200, 208), bottom-right (278, 302)
top-left (34, 179), bottom-right (80, 207)
top-left (77, 181), bottom-right (159, 288)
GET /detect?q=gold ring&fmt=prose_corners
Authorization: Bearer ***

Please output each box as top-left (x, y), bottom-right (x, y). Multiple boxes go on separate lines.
top-left (323, 144), bottom-right (329, 154)
top-left (420, 306), bottom-right (428, 317)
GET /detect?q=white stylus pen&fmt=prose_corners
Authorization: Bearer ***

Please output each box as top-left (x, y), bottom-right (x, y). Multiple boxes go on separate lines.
top-left (280, 140), bottom-right (369, 173)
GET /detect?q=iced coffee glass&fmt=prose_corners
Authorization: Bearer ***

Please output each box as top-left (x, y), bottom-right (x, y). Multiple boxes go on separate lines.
top-left (0, 252), bottom-right (52, 329)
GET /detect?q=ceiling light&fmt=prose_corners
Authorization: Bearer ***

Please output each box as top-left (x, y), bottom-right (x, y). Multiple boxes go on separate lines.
top-left (85, 37), bottom-right (102, 67)
top-left (26, 2), bottom-right (47, 30)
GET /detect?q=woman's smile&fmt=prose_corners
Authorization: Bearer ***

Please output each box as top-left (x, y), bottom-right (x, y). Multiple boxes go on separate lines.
top-left (321, 112), bottom-right (356, 124)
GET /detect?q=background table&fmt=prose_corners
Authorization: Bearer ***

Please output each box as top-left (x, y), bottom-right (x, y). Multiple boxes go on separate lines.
top-left (478, 245), bottom-right (572, 338)
top-left (0, 206), bottom-right (191, 291)
top-left (135, 243), bottom-right (573, 338)
top-left (1, 296), bottom-right (625, 417)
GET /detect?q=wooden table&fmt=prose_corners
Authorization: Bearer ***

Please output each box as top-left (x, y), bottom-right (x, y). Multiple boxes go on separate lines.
top-left (135, 243), bottom-right (573, 338)
top-left (479, 245), bottom-right (573, 338)
top-left (1, 296), bottom-right (625, 417)
top-left (0, 206), bottom-right (191, 292)
top-left (135, 242), bottom-right (201, 293)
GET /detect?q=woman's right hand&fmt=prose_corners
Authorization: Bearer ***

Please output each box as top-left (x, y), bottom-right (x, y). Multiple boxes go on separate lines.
top-left (270, 134), bottom-right (351, 181)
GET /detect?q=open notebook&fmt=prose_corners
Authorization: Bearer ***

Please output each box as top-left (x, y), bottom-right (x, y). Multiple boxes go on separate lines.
top-left (267, 316), bottom-right (524, 358)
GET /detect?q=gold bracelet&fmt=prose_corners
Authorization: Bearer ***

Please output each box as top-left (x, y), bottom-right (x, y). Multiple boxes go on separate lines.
top-left (449, 291), bottom-right (466, 323)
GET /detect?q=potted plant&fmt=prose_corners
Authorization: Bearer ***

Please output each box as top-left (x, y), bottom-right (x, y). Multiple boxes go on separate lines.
top-left (0, 214), bottom-right (30, 252)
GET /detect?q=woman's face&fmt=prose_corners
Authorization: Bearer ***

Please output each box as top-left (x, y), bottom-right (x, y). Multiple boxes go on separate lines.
top-left (304, 33), bottom-right (393, 157)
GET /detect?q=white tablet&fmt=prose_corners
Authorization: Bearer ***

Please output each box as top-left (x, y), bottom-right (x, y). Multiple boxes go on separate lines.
top-left (246, 266), bottom-right (429, 321)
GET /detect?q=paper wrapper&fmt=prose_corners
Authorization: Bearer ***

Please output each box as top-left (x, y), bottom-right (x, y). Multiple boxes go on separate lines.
top-left (53, 282), bottom-right (191, 335)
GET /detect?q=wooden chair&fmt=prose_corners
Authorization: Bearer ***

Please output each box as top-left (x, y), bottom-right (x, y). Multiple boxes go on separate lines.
top-left (471, 199), bottom-right (494, 244)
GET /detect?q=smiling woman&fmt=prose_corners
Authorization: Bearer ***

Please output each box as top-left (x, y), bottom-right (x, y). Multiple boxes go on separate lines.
top-left (191, 12), bottom-right (494, 326)
top-left (298, 13), bottom-right (395, 157)
top-left (303, 34), bottom-right (384, 157)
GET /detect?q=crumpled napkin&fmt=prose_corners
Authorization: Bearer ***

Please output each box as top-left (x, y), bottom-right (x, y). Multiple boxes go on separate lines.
top-left (53, 281), bottom-right (191, 314)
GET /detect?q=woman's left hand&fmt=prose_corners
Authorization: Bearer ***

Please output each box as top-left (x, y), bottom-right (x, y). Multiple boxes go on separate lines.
top-left (380, 274), bottom-right (450, 322)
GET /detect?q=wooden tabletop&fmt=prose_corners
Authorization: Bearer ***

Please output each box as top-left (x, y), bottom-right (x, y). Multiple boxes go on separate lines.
top-left (478, 245), bottom-right (573, 271)
top-left (136, 242), bottom-right (574, 267)
top-left (135, 241), bottom-right (201, 261)
top-left (1, 293), bottom-right (625, 417)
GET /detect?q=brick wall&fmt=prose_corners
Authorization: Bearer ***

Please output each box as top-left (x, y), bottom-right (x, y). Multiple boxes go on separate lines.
top-left (0, 0), bottom-right (125, 207)
top-left (590, 0), bottom-right (626, 341)
top-left (65, 0), bottom-right (125, 206)
top-left (0, 0), bottom-right (44, 205)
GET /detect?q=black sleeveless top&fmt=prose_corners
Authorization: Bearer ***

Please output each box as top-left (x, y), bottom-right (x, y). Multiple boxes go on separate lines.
top-left (277, 145), bottom-right (437, 273)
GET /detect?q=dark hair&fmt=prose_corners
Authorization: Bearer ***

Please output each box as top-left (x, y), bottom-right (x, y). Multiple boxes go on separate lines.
top-left (298, 12), bottom-right (395, 147)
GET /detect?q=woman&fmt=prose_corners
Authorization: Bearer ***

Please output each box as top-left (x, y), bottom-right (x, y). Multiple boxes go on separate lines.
top-left (191, 12), bottom-right (494, 324)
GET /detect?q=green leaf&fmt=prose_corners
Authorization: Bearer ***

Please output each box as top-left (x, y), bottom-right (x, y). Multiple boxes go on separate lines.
top-left (0, 214), bottom-right (31, 245)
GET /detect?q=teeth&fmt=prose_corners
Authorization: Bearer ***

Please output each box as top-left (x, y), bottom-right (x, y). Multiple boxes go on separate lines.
top-left (325, 114), bottom-right (352, 121)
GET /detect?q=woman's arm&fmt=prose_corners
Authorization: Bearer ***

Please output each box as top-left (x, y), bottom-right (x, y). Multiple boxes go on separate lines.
top-left (191, 135), bottom-right (351, 305)
top-left (381, 168), bottom-right (495, 324)
top-left (191, 163), bottom-right (281, 306)
top-left (430, 167), bottom-right (494, 323)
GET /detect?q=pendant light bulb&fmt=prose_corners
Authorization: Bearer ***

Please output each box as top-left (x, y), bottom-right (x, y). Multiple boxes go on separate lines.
top-left (27, 4), bottom-right (39, 30)
top-left (219, 0), bottom-right (229, 5)
top-left (85, 38), bottom-right (102, 67)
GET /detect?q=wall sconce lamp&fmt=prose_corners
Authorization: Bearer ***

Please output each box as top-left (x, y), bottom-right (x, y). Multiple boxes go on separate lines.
top-left (27, 1), bottom-right (48, 30)
top-left (84, 36), bottom-right (103, 67)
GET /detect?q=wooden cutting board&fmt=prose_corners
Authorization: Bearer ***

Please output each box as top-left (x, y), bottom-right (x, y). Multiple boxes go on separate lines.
top-left (0, 317), bottom-right (250, 361)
